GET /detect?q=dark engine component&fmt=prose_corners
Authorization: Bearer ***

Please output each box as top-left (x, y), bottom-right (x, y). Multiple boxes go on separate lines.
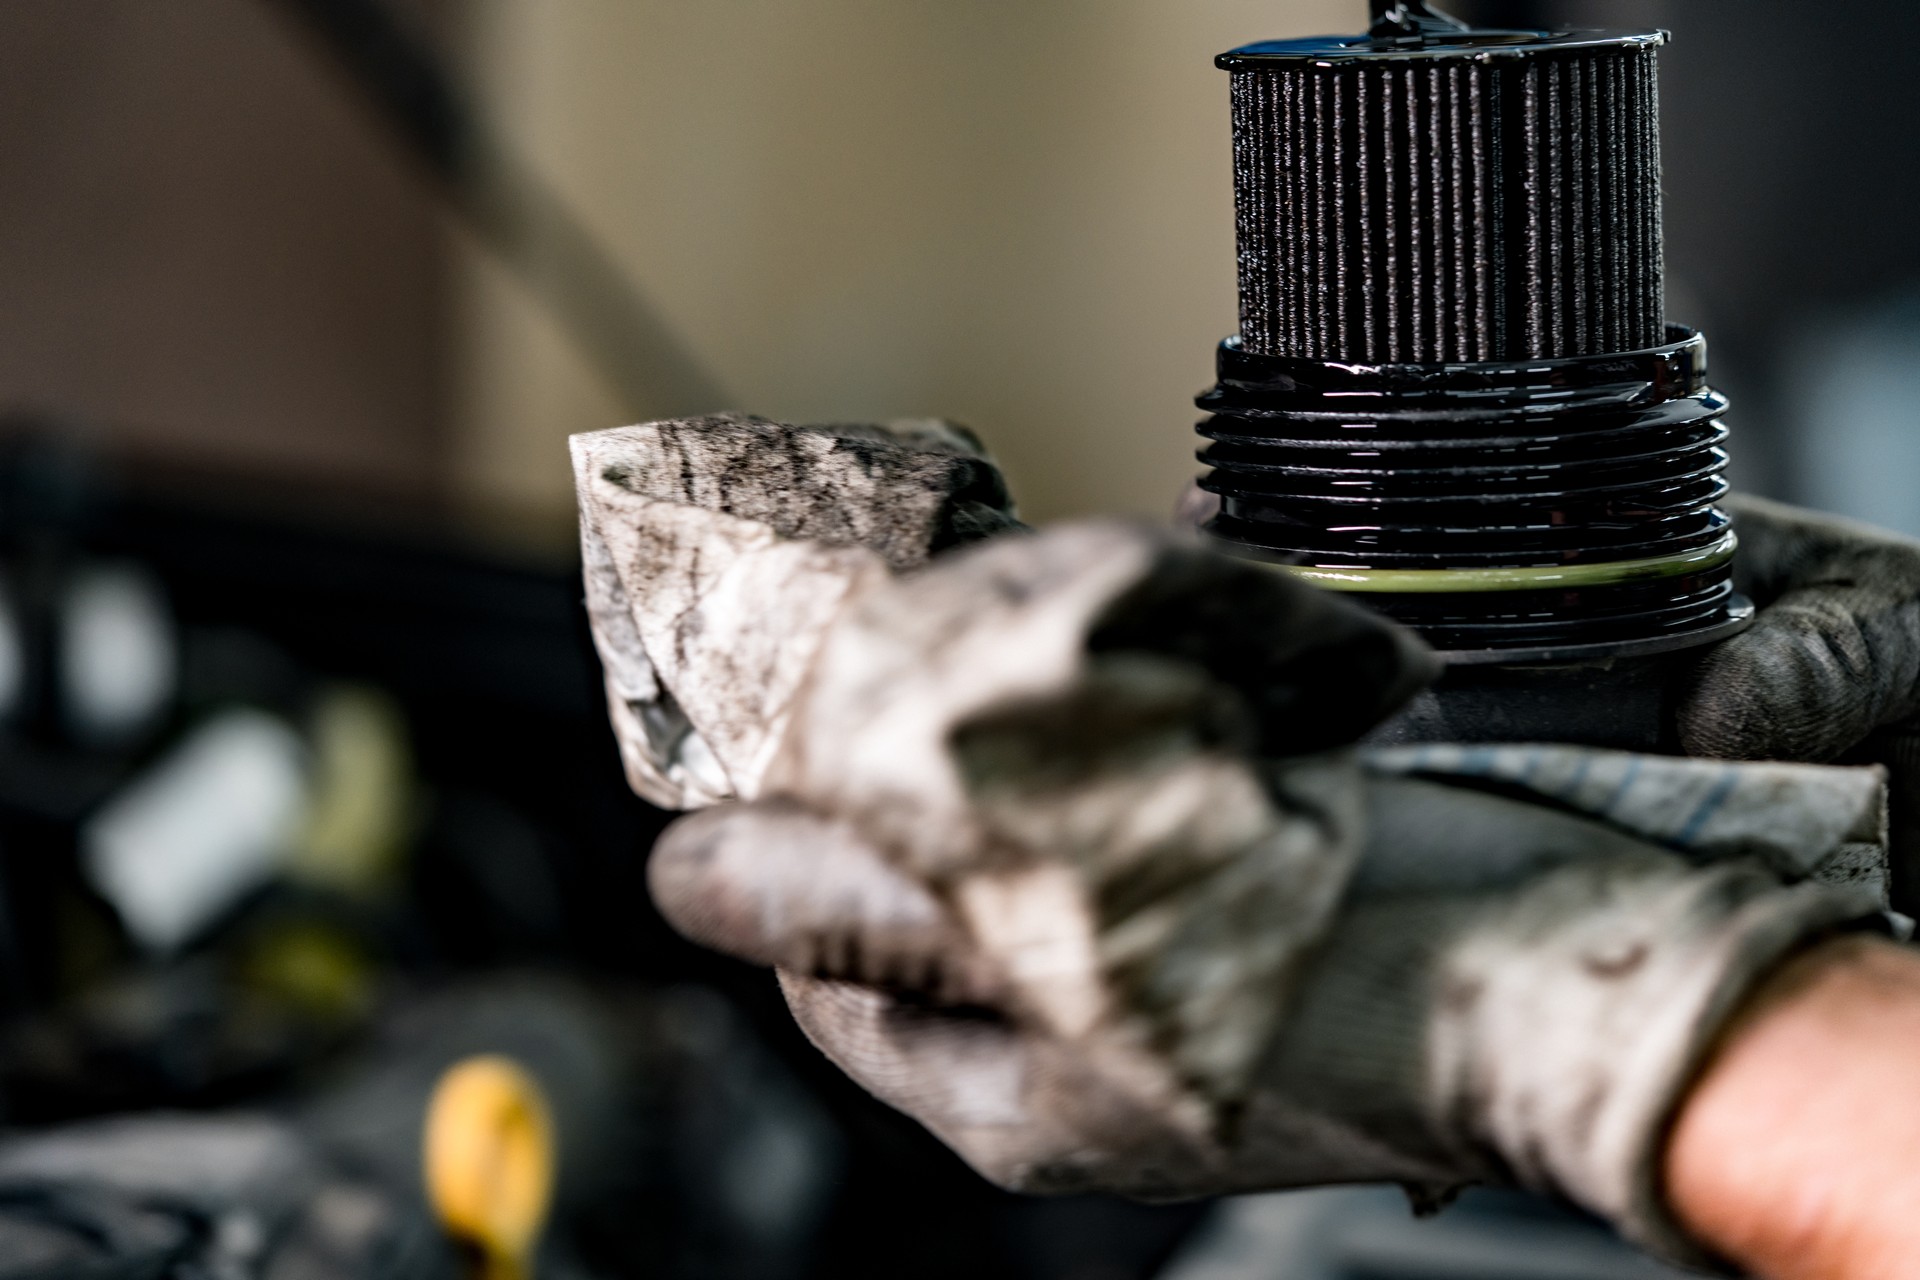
top-left (1197, 0), bottom-right (1751, 666)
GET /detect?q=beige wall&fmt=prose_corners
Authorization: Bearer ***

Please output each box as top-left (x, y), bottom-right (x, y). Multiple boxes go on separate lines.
top-left (451, 0), bottom-right (1355, 528)
top-left (0, 1), bottom-right (446, 494)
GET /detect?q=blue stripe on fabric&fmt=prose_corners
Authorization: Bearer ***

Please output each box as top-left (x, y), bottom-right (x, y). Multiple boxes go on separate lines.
top-left (1516, 747), bottom-right (1543, 785)
top-left (1599, 755), bottom-right (1644, 818)
top-left (1674, 769), bottom-right (1741, 847)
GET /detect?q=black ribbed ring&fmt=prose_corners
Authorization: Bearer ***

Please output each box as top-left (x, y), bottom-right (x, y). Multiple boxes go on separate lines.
top-left (1198, 326), bottom-right (1743, 650)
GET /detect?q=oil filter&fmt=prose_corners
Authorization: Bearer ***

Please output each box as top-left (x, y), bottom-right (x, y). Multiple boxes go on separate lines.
top-left (1198, 0), bottom-right (1751, 672)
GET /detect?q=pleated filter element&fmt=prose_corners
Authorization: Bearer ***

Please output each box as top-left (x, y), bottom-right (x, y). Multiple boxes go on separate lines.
top-left (1226, 41), bottom-right (1664, 363)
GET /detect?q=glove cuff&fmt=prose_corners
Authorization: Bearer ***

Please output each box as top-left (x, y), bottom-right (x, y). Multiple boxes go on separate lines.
top-left (1433, 859), bottom-right (1884, 1272)
top-left (1244, 858), bottom-right (1882, 1272)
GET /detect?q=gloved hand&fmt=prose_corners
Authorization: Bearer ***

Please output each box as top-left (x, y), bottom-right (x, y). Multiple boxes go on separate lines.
top-left (1680, 493), bottom-right (1920, 905)
top-left (574, 419), bottom-right (1885, 1270)
top-left (648, 522), bottom-right (1883, 1273)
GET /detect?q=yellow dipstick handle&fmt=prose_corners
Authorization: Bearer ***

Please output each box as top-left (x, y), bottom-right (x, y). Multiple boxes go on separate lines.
top-left (424, 1055), bottom-right (556, 1280)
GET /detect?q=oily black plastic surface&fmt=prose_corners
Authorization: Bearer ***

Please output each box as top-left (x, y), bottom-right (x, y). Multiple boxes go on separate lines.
top-left (1368, 651), bottom-right (1690, 751)
top-left (1199, 328), bottom-right (1742, 652)
top-left (1218, 28), bottom-right (1665, 68)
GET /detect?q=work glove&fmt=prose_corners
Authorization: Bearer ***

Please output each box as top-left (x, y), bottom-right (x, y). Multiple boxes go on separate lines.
top-left (575, 419), bottom-right (1885, 1272)
top-left (1680, 493), bottom-right (1920, 905)
top-left (644, 521), bottom-right (1882, 1273)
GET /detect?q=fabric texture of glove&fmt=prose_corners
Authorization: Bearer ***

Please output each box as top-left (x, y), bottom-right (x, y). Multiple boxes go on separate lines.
top-left (1679, 493), bottom-right (1920, 907)
top-left (1368, 742), bottom-right (1891, 904)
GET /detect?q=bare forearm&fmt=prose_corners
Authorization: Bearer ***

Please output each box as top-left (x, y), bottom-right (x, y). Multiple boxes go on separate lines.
top-left (1666, 936), bottom-right (1920, 1279)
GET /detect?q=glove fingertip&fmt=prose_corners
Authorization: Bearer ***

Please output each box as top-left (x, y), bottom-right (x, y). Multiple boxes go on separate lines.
top-left (653, 798), bottom-right (889, 966)
top-left (652, 800), bottom-right (994, 999)
top-left (649, 804), bottom-right (781, 961)
top-left (1678, 621), bottom-right (1873, 763)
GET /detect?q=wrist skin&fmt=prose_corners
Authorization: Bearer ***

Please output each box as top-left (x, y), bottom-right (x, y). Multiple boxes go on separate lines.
top-left (1665, 936), bottom-right (1920, 1279)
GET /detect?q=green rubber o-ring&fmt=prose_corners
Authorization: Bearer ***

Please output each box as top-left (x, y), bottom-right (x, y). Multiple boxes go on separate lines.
top-left (1264, 533), bottom-right (1738, 594)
